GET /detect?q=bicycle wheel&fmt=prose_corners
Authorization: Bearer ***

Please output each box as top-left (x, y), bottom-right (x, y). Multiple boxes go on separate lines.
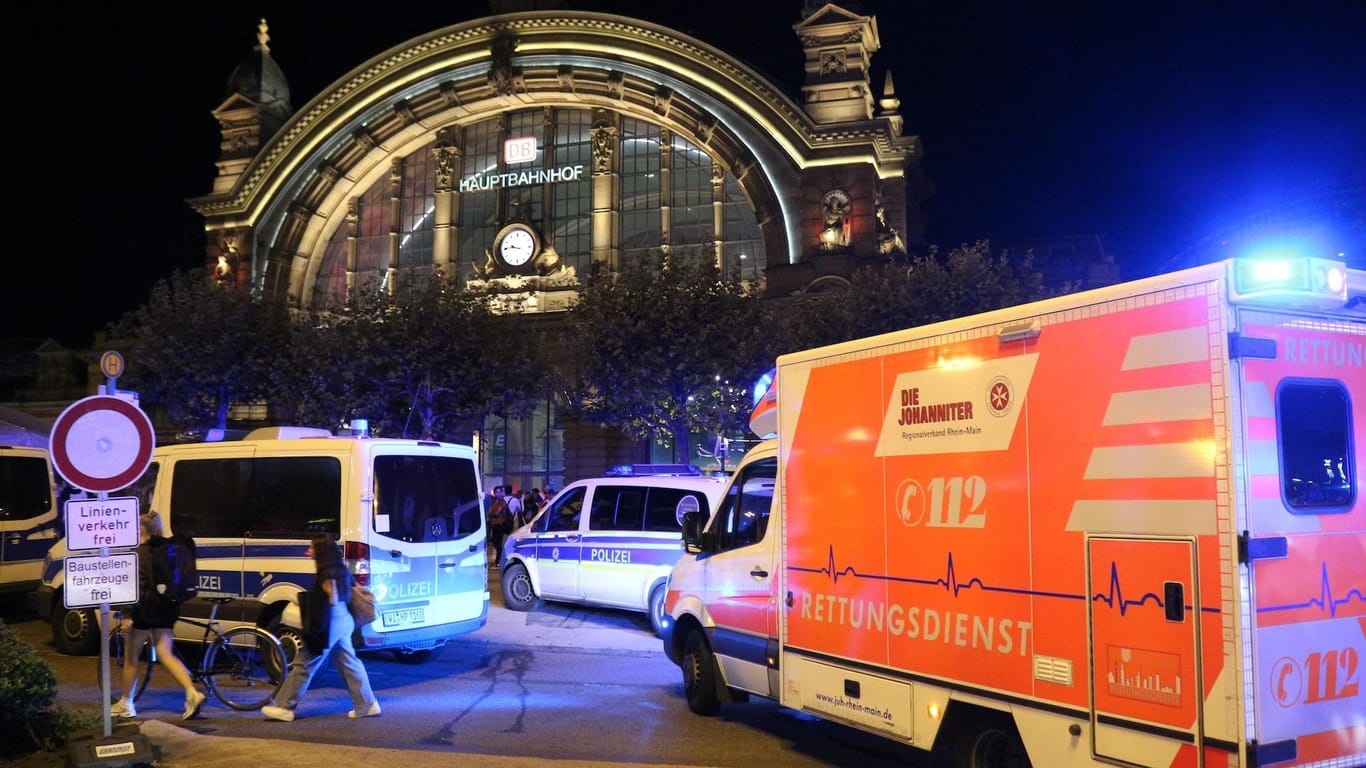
top-left (96, 626), bottom-right (152, 703)
top-left (201, 626), bottom-right (286, 711)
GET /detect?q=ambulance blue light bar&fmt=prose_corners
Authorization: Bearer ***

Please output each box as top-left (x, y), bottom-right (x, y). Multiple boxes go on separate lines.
top-left (1231, 256), bottom-right (1349, 306)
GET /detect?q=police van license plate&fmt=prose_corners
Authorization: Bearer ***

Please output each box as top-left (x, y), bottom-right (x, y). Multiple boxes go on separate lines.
top-left (382, 608), bottom-right (424, 627)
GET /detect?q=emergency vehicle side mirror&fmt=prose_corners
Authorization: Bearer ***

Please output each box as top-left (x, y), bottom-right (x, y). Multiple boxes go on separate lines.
top-left (680, 510), bottom-right (705, 553)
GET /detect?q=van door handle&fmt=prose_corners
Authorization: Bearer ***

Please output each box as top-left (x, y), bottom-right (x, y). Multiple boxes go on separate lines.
top-left (564, 535), bottom-right (580, 542)
top-left (438, 561), bottom-right (456, 569)
top-left (468, 544), bottom-right (478, 553)
top-left (388, 549), bottom-right (403, 558)
top-left (751, 567), bottom-right (769, 579)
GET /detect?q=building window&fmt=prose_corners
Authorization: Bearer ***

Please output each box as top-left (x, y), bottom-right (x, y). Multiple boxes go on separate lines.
top-left (398, 150), bottom-right (435, 277)
top-left (722, 175), bottom-right (765, 280)
top-left (619, 118), bottom-right (662, 259)
top-left (457, 119), bottom-right (500, 282)
top-left (312, 226), bottom-right (350, 308)
top-left (550, 109), bottom-right (592, 278)
top-left (355, 183), bottom-right (389, 291)
top-left (669, 134), bottom-right (712, 248)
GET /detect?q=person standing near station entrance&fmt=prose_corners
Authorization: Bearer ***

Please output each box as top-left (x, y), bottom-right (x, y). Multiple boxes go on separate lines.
top-left (506, 486), bottom-right (525, 529)
top-left (486, 486), bottom-right (511, 567)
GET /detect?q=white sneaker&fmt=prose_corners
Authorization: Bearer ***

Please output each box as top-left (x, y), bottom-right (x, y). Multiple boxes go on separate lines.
top-left (261, 704), bottom-right (295, 722)
top-left (348, 701), bottom-right (381, 719)
top-left (110, 698), bottom-right (136, 719)
top-left (182, 689), bottom-right (207, 720)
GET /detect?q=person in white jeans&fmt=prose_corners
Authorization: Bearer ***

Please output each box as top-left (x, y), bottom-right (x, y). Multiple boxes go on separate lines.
top-left (261, 535), bottom-right (379, 721)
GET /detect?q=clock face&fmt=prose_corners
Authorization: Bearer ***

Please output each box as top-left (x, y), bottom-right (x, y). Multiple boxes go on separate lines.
top-left (499, 227), bottom-right (537, 267)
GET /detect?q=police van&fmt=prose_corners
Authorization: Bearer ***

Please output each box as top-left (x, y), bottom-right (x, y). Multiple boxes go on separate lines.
top-left (499, 466), bottom-right (727, 636)
top-left (0, 445), bottom-right (61, 597)
top-left (37, 426), bottom-right (488, 662)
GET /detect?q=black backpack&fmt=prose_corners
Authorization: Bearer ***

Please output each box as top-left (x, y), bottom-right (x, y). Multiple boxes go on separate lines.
top-left (146, 533), bottom-right (199, 607)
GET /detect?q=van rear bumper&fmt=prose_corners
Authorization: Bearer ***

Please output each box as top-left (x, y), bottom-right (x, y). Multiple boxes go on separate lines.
top-left (358, 600), bottom-right (488, 651)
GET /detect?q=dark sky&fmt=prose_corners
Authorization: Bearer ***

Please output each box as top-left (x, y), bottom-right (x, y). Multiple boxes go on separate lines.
top-left (11, 0), bottom-right (1364, 348)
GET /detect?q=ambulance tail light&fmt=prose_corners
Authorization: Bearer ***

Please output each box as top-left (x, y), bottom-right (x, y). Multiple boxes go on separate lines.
top-left (344, 540), bottom-right (371, 587)
top-left (1231, 256), bottom-right (1352, 307)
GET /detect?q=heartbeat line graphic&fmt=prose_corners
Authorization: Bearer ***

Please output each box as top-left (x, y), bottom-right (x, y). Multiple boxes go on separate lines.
top-left (1092, 560), bottom-right (1167, 616)
top-left (1257, 561), bottom-right (1366, 618)
top-left (792, 546), bottom-right (1222, 615)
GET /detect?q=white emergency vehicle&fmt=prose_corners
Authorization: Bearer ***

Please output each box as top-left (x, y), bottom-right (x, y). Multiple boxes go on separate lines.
top-left (500, 467), bottom-right (727, 635)
top-left (0, 445), bottom-right (61, 596)
top-left (37, 426), bottom-right (488, 662)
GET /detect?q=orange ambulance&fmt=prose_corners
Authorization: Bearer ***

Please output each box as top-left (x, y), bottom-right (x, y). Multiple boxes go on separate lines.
top-left (663, 256), bottom-right (1365, 768)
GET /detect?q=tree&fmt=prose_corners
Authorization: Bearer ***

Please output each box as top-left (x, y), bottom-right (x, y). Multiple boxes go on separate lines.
top-left (565, 252), bottom-right (775, 462)
top-left (112, 269), bottom-right (289, 430)
top-left (272, 276), bottom-right (548, 441)
top-left (774, 240), bottom-right (1047, 353)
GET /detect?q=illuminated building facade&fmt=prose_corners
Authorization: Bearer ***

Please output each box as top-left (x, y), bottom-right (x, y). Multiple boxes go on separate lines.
top-left (190, 4), bottom-right (925, 489)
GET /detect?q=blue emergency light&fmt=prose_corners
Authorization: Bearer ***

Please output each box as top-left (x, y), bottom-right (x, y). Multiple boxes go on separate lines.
top-left (1232, 256), bottom-right (1349, 304)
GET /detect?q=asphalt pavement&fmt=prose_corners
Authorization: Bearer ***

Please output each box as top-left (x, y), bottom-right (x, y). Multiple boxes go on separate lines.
top-left (65, 577), bottom-right (700, 768)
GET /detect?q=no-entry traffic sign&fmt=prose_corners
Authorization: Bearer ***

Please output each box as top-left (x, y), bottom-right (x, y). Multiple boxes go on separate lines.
top-left (49, 395), bottom-right (155, 494)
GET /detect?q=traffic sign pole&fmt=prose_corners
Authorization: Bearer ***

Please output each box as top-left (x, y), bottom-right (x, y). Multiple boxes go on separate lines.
top-left (50, 354), bottom-right (151, 744)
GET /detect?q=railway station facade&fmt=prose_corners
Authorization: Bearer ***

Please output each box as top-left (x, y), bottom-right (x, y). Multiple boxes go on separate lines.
top-left (192, 3), bottom-right (925, 488)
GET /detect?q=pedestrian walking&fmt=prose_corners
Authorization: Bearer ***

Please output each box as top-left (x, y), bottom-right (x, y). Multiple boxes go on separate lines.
top-left (261, 534), bottom-right (380, 721)
top-left (110, 512), bottom-right (206, 721)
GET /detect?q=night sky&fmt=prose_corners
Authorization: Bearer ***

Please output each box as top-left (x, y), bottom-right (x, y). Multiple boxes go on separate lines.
top-left (11, 0), bottom-right (1364, 348)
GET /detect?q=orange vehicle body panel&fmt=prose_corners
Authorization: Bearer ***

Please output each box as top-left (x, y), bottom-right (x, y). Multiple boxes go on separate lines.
top-left (773, 271), bottom-right (1364, 766)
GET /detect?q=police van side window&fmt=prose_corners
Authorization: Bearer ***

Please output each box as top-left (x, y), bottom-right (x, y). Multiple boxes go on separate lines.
top-left (588, 486), bottom-right (644, 531)
top-left (171, 457), bottom-right (342, 537)
top-left (1277, 378), bottom-right (1354, 514)
top-left (374, 455), bottom-right (481, 541)
top-left (0, 453), bottom-right (52, 521)
top-left (713, 458), bottom-right (776, 551)
top-left (642, 488), bottom-right (695, 533)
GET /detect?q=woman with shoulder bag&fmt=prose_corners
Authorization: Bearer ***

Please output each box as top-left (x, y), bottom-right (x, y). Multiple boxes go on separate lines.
top-left (261, 534), bottom-right (380, 721)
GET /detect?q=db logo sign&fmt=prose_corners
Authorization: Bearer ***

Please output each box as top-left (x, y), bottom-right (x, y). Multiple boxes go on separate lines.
top-left (504, 136), bottom-right (538, 164)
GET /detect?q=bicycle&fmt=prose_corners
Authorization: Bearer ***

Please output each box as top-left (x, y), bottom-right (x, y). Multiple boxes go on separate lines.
top-left (98, 596), bottom-right (286, 711)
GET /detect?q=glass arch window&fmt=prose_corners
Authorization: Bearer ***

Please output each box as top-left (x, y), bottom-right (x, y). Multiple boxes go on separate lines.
top-left (308, 107), bottom-right (765, 307)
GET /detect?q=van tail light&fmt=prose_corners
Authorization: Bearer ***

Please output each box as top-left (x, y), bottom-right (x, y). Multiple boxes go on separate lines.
top-left (344, 540), bottom-right (371, 586)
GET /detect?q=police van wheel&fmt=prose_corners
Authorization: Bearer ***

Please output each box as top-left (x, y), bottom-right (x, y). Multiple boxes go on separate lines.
top-left (268, 620), bottom-right (306, 672)
top-left (682, 628), bottom-right (721, 716)
top-left (500, 562), bottom-right (540, 611)
top-left (53, 605), bottom-right (99, 656)
top-left (648, 584), bottom-right (668, 637)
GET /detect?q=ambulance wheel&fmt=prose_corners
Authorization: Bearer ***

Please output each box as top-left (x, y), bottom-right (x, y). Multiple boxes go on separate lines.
top-left (648, 584), bottom-right (667, 637)
top-left (682, 628), bottom-right (721, 716)
top-left (952, 715), bottom-right (1030, 768)
top-left (52, 605), bottom-right (99, 656)
top-left (500, 562), bottom-right (541, 611)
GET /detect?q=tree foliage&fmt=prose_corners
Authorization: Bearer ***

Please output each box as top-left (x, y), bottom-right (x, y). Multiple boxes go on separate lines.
top-left (271, 277), bottom-right (548, 441)
top-left (775, 240), bottom-right (1047, 353)
top-left (565, 253), bottom-right (775, 461)
top-left (112, 269), bottom-right (289, 430)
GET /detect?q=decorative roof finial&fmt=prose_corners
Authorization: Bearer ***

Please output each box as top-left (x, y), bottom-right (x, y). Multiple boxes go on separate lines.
top-left (878, 71), bottom-right (901, 114)
top-left (256, 18), bottom-right (271, 55)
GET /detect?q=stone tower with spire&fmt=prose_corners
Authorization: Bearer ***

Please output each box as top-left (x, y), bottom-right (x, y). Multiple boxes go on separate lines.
top-left (205, 20), bottom-right (293, 286)
top-left (210, 19), bottom-right (292, 196)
